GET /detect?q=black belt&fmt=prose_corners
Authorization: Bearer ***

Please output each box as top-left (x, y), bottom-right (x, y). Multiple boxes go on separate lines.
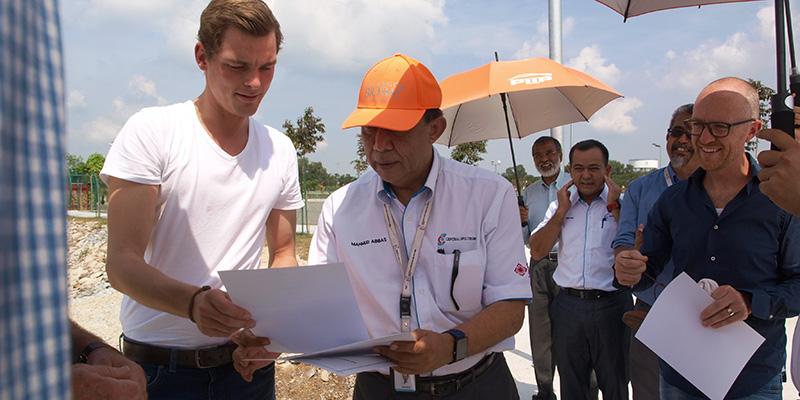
top-left (564, 288), bottom-right (616, 299)
top-left (547, 252), bottom-right (558, 262)
top-left (415, 353), bottom-right (498, 396)
top-left (122, 336), bottom-right (236, 369)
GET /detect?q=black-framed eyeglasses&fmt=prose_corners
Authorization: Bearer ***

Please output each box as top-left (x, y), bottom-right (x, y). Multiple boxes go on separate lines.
top-left (684, 118), bottom-right (755, 138)
top-left (667, 127), bottom-right (692, 139)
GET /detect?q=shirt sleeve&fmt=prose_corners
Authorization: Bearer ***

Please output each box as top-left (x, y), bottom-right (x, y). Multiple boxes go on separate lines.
top-left (746, 213), bottom-right (800, 320)
top-left (308, 194), bottom-right (339, 265)
top-left (100, 110), bottom-right (165, 186)
top-left (617, 193), bottom-right (673, 292)
top-left (532, 200), bottom-right (558, 234)
top-left (612, 179), bottom-right (641, 249)
top-left (273, 139), bottom-right (305, 211)
top-left (482, 183), bottom-right (534, 305)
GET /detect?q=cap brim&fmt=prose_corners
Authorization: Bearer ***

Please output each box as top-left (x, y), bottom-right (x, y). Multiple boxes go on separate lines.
top-left (341, 108), bottom-right (426, 131)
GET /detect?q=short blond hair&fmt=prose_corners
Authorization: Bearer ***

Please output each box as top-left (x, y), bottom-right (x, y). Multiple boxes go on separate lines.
top-left (198, 0), bottom-right (283, 59)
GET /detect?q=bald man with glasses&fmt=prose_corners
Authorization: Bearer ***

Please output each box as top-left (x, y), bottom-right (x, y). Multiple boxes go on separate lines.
top-left (615, 77), bottom-right (800, 400)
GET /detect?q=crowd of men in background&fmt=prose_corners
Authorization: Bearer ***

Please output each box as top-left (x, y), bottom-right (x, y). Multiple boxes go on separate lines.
top-left (4, 0), bottom-right (800, 400)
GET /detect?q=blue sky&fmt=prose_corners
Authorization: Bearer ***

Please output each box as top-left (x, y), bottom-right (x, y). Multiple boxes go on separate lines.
top-left (61, 0), bottom-right (793, 176)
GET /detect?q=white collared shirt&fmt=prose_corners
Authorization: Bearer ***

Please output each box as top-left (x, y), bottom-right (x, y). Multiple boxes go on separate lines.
top-left (309, 150), bottom-right (531, 376)
top-left (533, 185), bottom-right (618, 291)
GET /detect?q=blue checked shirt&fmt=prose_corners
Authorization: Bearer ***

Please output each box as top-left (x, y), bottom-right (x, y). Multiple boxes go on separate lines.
top-left (0, 1), bottom-right (72, 399)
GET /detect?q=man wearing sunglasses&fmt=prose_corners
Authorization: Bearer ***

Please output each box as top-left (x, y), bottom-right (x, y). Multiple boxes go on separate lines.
top-left (612, 104), bottom-right (699, 400)
top-left (615, 77), bottom-right (800, 399)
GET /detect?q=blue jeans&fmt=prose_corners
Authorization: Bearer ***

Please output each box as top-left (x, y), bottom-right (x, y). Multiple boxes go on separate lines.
top-left (660, 373), bottom-right (782, 400)
top-left (142, 361), bottom-right (275, 400)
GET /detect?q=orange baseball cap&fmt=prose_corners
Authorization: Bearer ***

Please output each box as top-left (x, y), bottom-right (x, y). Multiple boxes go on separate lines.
top-left (341, 53), bottom-right (442, 131)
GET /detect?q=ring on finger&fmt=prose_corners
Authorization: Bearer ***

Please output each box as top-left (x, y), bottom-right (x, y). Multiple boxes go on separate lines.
top-left (726, 307), bottom-right (735, 318)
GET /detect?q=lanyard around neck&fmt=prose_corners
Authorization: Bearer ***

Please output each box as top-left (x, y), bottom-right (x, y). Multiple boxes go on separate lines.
top-left (382, 199), bottom-right (433, 333)
top-left (663, 167), bottom-right (674, 187)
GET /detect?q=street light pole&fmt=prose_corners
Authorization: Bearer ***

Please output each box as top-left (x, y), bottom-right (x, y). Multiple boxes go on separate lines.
top-left (651, 143), bottom-right (663, 168)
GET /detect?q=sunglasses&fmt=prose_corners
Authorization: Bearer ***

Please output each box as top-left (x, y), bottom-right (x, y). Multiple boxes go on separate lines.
top-left (667, 127), bottom-right (692, 139)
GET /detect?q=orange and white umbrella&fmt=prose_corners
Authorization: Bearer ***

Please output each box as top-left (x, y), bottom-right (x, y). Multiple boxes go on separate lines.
top-left (437, 57), bottom-right (622, 147)
top-left (438, 57), bottom-right (622, 197)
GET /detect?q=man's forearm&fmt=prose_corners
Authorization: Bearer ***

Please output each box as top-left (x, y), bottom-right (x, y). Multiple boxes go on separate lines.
top-left (270, 247), bottom-right (297, 268)
top-left (71, 320), bottom-right (105, 360)
top-left (107, 251), bottom-right (197, 318)
top-left (530, 213), bottom-right (564, 260)
top-left (456, 300), bottom-right (526, 357)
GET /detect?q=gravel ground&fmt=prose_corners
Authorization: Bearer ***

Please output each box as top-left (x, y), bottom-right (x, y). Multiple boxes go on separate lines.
top-left (67, 217), bottom-right (353, 399)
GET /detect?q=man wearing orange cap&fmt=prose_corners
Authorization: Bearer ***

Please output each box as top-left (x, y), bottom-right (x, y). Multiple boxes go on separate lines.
top-left (236, 53), bottom-right (532, 398)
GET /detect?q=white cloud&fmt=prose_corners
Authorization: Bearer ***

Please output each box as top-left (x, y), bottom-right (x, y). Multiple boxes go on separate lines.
top-left (269, 0), bottom-right (447, 70)
top-left (665, 50), bottom-right (676, 60)
top-left (515, 16), bottom-right (575, 60)
top-left (567, 45), bottom-right (621, 85)
top-left (659, 32), bottom-right (755, 90)
top-left (757, 6), bottom-right (774, 40)
top-left (316, 140), bottom-right (329, 152)
top-left (84, 117), bottom-right (123, 144)
top-left (589, 97), bottom-right (643, 134)
top-left (87, 0), bottom-right (170, 15)
top-left (129, 75), bottom-right (168, 105)
top-left (67, 90), bottom-right (87, 109)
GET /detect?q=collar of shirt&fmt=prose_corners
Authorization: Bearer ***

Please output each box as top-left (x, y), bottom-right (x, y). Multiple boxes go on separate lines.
top-left (687, 153), bottom-right (761, 196)
top-left (665, 163), bottom-right (679, 183)
top-left (569, 183), bottom-right (609, 206)
top-left (377, 149), bottom-right (441, 205)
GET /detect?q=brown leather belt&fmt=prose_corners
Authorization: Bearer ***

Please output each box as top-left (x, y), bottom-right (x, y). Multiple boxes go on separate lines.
top-left (122, 336), bottom-right (236, 369)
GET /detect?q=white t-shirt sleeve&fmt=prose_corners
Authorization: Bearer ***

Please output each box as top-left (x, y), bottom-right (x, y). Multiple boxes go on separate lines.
top-left (482, 183), bottom-right (534, 305)
top-left (533, 200), bottom-right (559, 234)
top-left (100, 109), bottom-right (165, 186)
top-left (272, 137), bottom-right (304, 211)
top-left (308, 194), bottom-right (339, 265)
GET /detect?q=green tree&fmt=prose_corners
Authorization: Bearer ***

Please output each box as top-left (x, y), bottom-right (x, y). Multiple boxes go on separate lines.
top-left (608, 160), bottom-right (648, 189)
top-left (84, 153), bottom-right (106, 175)
top-left (283, 107), bottom-right (326, 232)
top-left (747, 79), bottom-right (775, 153)
top-left (66, 153), bottom-right (87, 174)
top-left (450, 140), bottom-right (487, 165)
top-left (501, 165), bottom-right (536, 190)
top-left (352, 140), bottom-right (369, 176)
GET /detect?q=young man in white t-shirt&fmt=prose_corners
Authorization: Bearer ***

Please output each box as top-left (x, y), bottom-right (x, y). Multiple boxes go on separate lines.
top-left (100, 1), bottom-right (303, 398)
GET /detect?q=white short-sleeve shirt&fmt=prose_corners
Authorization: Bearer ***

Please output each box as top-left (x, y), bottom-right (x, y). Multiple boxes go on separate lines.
top-left (533, 185), bottom-right (618, 291)
top-left (309, 150), bottom-right (532, 375)
top-left (100, 101), bottom-right (304, 347)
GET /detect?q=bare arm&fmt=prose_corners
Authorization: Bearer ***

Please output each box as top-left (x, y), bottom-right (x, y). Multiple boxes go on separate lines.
top-left (105, 176), bottom-right (195, 317)
top-left (266, 208), bottom-right (298, 268)
top-left (105, 176), bottom-right (254, 337)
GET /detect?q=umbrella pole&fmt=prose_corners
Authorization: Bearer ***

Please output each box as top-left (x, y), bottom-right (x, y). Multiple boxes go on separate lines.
top-left (771, 0), bottom-right (796, 140)
top-left (493, 52), bottom-right (524, 203)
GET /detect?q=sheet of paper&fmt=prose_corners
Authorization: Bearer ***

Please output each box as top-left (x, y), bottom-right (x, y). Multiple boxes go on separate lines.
top-left (219, 263), bottom-right (369, 354)
top-left (285, 332), bottom-right (414, 360)
top-left (297, 354), bottom-right (395, 376)
top-left (636, 272), bottom-right (765, 400)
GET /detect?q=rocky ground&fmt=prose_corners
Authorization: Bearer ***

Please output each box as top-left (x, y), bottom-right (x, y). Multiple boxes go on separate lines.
top-left (67, 217), bottom-right (354, 399)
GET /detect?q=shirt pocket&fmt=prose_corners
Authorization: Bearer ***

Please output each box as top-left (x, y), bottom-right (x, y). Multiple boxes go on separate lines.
top-left (431, 249), bottom-right (485, 313)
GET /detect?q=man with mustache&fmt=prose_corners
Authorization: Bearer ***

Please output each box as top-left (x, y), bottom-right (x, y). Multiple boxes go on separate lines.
top-left (615, 77), bottom-right (800, 399)
top-left (612, 104), bottom-right (699, 400)
top-left (521, 136), bottom-right (569, 400)
top-left (530, 139), bottom-right (631, 400)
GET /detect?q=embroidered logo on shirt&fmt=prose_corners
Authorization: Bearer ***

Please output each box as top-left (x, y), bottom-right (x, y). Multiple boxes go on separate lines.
top-left (350, 237), bottom-right (388, 247)
top-left (514, 263), bottom-right (528, 276)
top-left (437, 233), bottom-right (477, 245)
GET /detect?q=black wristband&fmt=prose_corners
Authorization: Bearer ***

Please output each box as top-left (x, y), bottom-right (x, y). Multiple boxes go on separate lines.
top-left (77, 341), bottom-right (113, 364)
top-left (188, 285), bottom-right (211, 323)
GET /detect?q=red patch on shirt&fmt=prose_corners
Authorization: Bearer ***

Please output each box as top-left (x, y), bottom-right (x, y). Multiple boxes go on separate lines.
top-left (514, 263), bottom-right (528, 276)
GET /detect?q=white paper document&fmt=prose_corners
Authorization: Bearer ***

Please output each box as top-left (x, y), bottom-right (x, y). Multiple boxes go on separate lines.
top-left (220, 263), bottom-right (369, 354)
top-left (220, 264), bottom-right (415, 375)
top-left (287, 333), bottom-right (415, 375)
top-left (636, 272), bottom-right (765, 400)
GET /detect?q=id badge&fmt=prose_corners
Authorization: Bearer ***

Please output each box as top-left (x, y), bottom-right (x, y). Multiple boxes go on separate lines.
top-left (391, 369), bottom-right (416, 393)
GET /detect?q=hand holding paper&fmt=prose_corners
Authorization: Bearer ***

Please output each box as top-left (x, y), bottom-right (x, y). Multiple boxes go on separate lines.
top-left (374, 329), bottom-right (453, 375)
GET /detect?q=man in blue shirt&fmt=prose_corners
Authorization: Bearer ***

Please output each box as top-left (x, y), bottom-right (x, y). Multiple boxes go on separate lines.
top-left (612, 103), bottom-right (699, 400)
top-left (521, 136), bottom-right (570, 400)
top-left (615, 77), bottom-right (800, 399)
